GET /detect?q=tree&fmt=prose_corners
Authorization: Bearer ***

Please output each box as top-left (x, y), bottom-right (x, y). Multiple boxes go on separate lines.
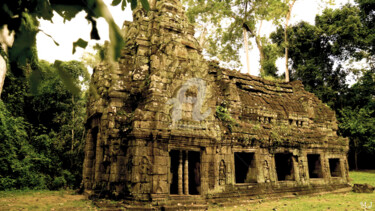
top-left (1, 58), bottom-right (90, 190)
top-left (339, 71), bottom-right (375, 170)
top-left (0, 26), bottom-right (14, 96)
top-left (271, 2), bottom-right (375, 169)
top-left (0, 0), bottom-right (150, 97)
top-left (282, 0), bottom-right (296, 82)
top-left (270, 2), bottom-right (374, 108)
top-left (271, 21), bottom-right (349, 109)
top-left (28, 60), bottom-right (90, 187)
top-left (183, 0), bottom-right (287, 76)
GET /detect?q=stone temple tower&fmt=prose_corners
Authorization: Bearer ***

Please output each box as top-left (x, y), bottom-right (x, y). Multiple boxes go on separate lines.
top-left (83, 0), bottom-right (351, 207)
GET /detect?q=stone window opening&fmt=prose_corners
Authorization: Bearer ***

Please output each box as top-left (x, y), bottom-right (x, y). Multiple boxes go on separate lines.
top-left (289, 119), bottom-right (293, 125)
top-left (234, 152), bottom-right (257, 183)
top-left (329, 158), bottom-right (342, 177)
top-left (275, 153), bottom-right (295, 181)
top-left (169, 150), bottom-right (201, 195)
top-left (307, 154), bottom-right (323, 178)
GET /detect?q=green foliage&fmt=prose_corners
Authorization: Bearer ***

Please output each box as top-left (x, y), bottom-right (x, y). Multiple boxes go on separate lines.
top-left (1, 58), bottom-right (88, 190)
top-left (271, 21), bottom-right (348, 109)
top-left (0, 0), bottom-right (150, 98)
top-left (183, 0), bottom-right (287, 70)
top-left (0, 100), bottom-right (26, 189)
top-left (339, 70), bottom-right (375, 163)
top-left (216, 100), bottom-right (237, 132)
top-left (262, 75), bottom-right (284, 83)
top-left (72, 39), bottom-right (88, 54)
top-left (270, 2), bottom-right (375, 167)
top-left (8, 13), bottom-right (40, 66)
top-left (269, 123), bottom-right (293, 150)
top-left (339, 107), bottom-right (375, 152)
top-left (262, 41), bottom-right (283, 77)
top-left (81, 43), bottom-right (108, 69)
top-left (271, 3), bottom-right (373, 107)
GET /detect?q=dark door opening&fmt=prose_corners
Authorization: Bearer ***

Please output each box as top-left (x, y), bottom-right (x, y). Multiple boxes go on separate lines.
top-left (189, 151), bottom-right (200, 195)
top-left (329, 158), bottom-right (342, 177)
top-left (234, 152), bottom-right (257, 183)
top-left (169, 150), bottom-right (201, 195)
top-left (169, 150), bottom-right (179, 194)
top-left (275, 153), bottom-right (295, 181)
top-left (307, 154), bottom-right (323, 178)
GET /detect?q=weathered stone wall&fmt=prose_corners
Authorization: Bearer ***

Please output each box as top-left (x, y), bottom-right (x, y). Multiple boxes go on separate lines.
top-left (82, 0), bottom-right (350, 204)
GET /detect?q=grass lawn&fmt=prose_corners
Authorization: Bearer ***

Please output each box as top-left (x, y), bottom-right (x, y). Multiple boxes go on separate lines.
top-left (0, 170), bottom-right (374, 210)
top-left (0, 189), bottom-right (95, 210)
top-left (210, 170), bottom-right (375, 211)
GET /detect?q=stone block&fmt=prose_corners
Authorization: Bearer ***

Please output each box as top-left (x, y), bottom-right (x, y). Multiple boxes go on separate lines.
top-left (353, 183), bottom-right (374, 193)
top-left (154, 156), bottom-right (168, 166)
top-left (152, 165), bottom-right (168, 175)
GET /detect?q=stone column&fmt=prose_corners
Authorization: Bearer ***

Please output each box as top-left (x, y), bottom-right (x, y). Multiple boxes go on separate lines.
top-left (178, 150), bottom-right (183, 195)
top-left (184, 151), bottom-right (189, 195)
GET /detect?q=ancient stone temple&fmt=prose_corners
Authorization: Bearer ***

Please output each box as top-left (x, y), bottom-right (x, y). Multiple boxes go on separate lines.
top-left (82, 0), bottom-right (350, 207)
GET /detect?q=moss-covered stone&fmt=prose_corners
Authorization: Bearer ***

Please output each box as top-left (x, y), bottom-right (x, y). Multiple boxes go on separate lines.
top-left (82, 0), bottom-right (350, 207)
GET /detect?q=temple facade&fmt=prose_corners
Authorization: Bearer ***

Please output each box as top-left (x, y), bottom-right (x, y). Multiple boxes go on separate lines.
top-left (82, 0), bottom-right (350, 207)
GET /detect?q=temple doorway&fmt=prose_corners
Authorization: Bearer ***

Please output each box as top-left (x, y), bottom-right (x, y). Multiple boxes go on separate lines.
top-left (169, 150), bottom-right (201, 195)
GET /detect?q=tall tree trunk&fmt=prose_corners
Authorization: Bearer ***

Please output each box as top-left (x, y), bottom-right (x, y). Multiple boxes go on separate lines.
top-left (0, 26), bottom-right (15, 98)
top-left (354, 149), bottom-right (358, 170)
top-left (354, 138), bottom-right (359, 170)
top-left (254, 36), bottom-right (264, 77)
top-left (254, 21), bottom-right (264, 77)
top-left (71, 95), bottom-right (75, 168)
top-left (284, 0), bottom-right (296, 83)
top-left (0, 55), bottom-right (6, 98)
top-left (198, 27), bottom-right (207, 48)
top-left (71, 96), bottom-right (75, 152)
top-left (243, 28), bottom-right (250, 75)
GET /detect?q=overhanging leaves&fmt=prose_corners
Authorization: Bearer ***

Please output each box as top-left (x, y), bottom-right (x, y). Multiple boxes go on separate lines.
top-left (140, 0), bottom-right (150, 11)
top-left (130, 0), bottom-right (137, 10)
top-left (72, 38), bottom-right (88, 54)
top-left (111, 0), bottom-right (122, 6)
top-left (54, 60), bottom-right (80, 95)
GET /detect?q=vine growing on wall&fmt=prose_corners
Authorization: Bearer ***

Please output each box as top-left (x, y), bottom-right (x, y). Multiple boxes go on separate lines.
top-left (216, 100), bottom-right (237, 132)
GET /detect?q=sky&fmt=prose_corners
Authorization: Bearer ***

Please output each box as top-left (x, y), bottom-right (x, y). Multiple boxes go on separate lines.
top-left (36, 0), bottom-right (355, 76)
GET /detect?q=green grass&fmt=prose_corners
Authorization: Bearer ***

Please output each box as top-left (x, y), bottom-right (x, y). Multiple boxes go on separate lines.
top-left (209, 170), bottom-right (375, 211)
top-left (0, 171), bottom-right (374, 210)
top-left (350, 170), bottom-right (375, 186)
top-left (0, 189), bottom-right (95, 210)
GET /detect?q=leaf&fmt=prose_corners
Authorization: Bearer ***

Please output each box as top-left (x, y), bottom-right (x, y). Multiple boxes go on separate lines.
top-left (121, 0), bottom-right (127, 10)
top-left (50, 4), bottom-right (82, 22)
top-left (130, 0), bottom-right (137, 10)
top-left (111, 0), bottom-right (122, 6)
top-left (72, 38), bottom-right (88, 54)
top-left (108, 21), bottom-right (125, 60)
top-left (140, 0), bottom-right (150, 11)
top-left (54, 60), bottom-right (81, 95)
top-left (86, 17), bottom-right (100, 40)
